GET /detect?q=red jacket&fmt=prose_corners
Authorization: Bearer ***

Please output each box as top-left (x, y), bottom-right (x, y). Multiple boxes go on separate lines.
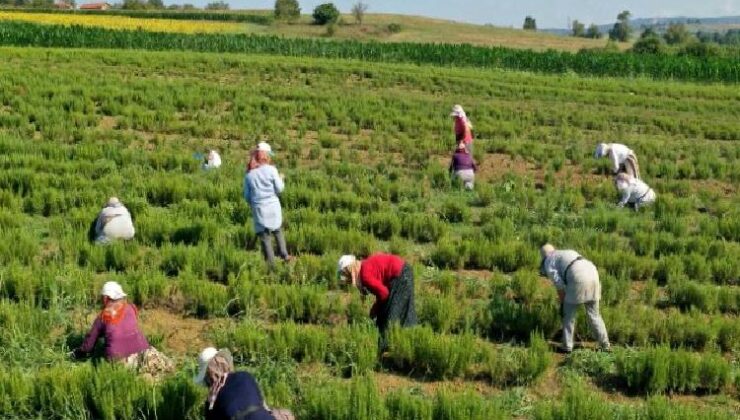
top-left (359, 253), bottom-right (405, 316)
top-left (454, 117), bottom-right (473, 143)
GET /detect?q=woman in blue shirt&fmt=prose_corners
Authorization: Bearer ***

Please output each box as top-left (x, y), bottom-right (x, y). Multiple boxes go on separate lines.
top-left (244, 142), bottom-right (292, 267)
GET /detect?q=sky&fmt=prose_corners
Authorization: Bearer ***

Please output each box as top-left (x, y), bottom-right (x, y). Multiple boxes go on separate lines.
top-left (195, 0), bottom-right (739, 28)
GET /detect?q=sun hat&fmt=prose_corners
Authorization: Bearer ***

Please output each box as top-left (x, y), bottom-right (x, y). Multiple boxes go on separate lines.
top-left (194, 347), bottom-right (219, 385)
top-left (100, 281), bottom-right (127, 300)
top-left (107, 197), bottom-right (121, 207)
top-left (450, 104), bottom-right (465, 117)
top-left (256, 142), bottom-right (273, 155)
top-left (337, 255), bottom-right (357, 279)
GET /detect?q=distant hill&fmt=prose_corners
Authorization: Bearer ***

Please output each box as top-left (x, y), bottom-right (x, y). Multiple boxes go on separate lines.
top-left (544, 15), bottom-right (740, 36)
top-left (250, 13), bottom-right (622, 52)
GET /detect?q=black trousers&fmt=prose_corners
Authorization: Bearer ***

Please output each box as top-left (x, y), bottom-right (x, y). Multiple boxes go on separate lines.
top-left (376, 264), bottom-right (418, 350)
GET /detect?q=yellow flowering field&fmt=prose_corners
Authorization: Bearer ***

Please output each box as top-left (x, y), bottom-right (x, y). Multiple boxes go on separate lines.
top-left (0, 11), bottom-right (246, 33)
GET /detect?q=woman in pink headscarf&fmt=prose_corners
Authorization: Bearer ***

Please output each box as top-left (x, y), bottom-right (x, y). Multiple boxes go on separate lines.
top-left (450, 104), bottom-right (474, 154)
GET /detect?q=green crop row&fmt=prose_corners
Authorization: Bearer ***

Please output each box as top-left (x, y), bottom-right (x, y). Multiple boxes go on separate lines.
top-left (533, 374), bottom-right (737, 420)
top-left (0, 21), bottom-right (737, 82)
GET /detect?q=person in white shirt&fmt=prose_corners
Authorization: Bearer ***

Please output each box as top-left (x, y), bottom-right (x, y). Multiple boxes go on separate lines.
top-left (540, 244), bottom-right (610, 354)
top-left (594, 143), bottom-right (640, 179)
top-left (94, 197), bottom-right (135, 244)
top-left (614, 173), bottom-right (656, 211)
top-left (203, 150), bottom-right (222, 170)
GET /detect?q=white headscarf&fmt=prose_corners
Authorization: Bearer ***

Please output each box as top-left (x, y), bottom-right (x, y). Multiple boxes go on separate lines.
top-left (450, 105), bottom-right (473, 129)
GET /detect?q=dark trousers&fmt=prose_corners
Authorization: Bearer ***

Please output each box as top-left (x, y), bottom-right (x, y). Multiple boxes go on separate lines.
top-left (258, 229), bottom-right (289, 267)
top-left (376, 264), bottom-right (418, 351)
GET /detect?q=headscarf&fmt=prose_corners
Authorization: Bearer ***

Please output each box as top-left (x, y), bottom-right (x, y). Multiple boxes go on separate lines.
top-left (614, 172), bottom-right (634, 190)
top-left (206, 349), bottom-right (234, 410)
top-left (99, 281), bottom-right (130, 325)
top-left (450, 105), bottom-right (473, 130)
top-left (247, 150), bottom-right (271, 172)
top-left (539, 244), bottom-right (555, 276)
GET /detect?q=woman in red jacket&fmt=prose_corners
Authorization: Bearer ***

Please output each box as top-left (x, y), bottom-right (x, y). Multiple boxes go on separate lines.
top-left (338, 253), bottom-right (417, 349)
top-left (450, 104), bottom-right (474, 154)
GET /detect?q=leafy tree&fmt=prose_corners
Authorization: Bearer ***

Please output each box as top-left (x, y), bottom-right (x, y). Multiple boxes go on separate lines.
top-left (632, 28), bottom-right (666, 54)
top-left (205, 1), bottom-right (229, 10)
top-left (147, 0), bottom-right (164, 9)
top-left (122, 0), bottom-right (147, 9)
top-left (523, 16), bottom-right (537, 31)
top-left (609, 10), bottom-right (632, 42)
top-left (275, 0), bottom-right (301, 21)
top-left (351, 1), bottom-right (368, 25)
top-left (586, 24), bottom-right (602, 39)
top-left (313, 2), bottom-right (340, 25)
top-left (571, 20), bottom-right (585, 37)
top-left (664, 23), bottom-right (692, 45)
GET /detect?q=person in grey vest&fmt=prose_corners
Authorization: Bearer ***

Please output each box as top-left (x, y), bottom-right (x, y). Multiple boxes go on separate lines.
top-left (94, 197), bottom-right (135, 244)
top-left (539, 244), bottom-right (610, 354)
top-left (244, 142), bottom-right (292, 268)
top-left (614, 173), bottom-right (656, 211)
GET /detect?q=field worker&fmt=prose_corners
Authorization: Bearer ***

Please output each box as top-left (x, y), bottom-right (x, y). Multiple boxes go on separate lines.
top-left (203, 149), bottom-right (222, 170)
top-left (194, 347), bottom-right (293, 420)
top-left (539, 244), bottom-right (610, 354)
top-left (71, 282), bottom-right (172, 376)
top-left (594, 142), bottom-right (640, 179)
top-left (244, 142), bottom-right (292, 267)
top-left (338, 253), bottom-right (418, 350)
top-left (614, 172), bottom-right (656, 211)
top-left (449, 141), bottom-right (478, 190)
top-left (450, 104), bottom-right (474, 154)
top-left (94, 197), bottom-right (135, 244)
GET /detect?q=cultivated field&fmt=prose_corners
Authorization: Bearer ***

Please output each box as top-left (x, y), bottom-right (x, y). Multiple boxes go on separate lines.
top-left (0, 9), bottom-right (621, 51)
top-left (0, 11), bottom-right (248, 33)
top-left (0, 42), bottom-right (738, 419)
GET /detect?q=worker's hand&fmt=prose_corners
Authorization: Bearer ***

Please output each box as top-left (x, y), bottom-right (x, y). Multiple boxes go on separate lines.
top-left (557, 290), bottom-right (565, 303)
top-left (68, 348), bottom-right (85, 360)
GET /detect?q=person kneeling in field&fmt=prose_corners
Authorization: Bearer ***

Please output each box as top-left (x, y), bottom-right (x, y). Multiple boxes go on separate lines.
top-left (338, 253), bottom-right (418, 350)
top-left (203, 149), bottom-right (222, 170)
top-left (194, 347), bottom-right (294, 420)
top-left (244, 142), bottom-right (293, 268)
top-left (71, 282), bottom-right (172, 378)
top-left (614, 173), bottom-right (656, 211)
top-left (594, 142), bottom-right (640, 179)
top-left (539, 244), bottom-right (610, 354)
top-left (449, 141), bottom-right (477, 190)
top-left (94, 197), bottom-right (135, 244)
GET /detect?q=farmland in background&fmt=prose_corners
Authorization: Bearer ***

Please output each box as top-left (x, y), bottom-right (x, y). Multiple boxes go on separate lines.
top-left (0, 9), bottom-right (620, 51)
top-left (0, 44), bottom-right (737, 419)
top-left (0, 11), bottom-right (249, 33)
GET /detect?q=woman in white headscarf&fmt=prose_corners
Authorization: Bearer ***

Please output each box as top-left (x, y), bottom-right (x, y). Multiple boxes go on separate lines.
top-left (594, 142), bottom-right (640, 179)
top-left (614, 172), bottom-right (656, 211)
top-left (94, 197), bottom-right (135, 244)
top-left (203, 150), bottom-right (222, 170)
top-left (451, 104), bottom-right (474, 154)
top-left (243, 142), bottom-right (292, 268)
top-left (337, 253), bottom-right (417, 350)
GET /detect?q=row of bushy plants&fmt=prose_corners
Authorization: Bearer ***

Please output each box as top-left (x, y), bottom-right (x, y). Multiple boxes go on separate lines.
top-left (0, 21), bottom-right (737, 81)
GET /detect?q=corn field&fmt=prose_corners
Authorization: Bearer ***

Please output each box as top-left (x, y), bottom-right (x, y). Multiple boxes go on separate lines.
top-left (0, 20), bottom-right (738, 82)
top-left (0, 40), bottom-right (737, 418)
